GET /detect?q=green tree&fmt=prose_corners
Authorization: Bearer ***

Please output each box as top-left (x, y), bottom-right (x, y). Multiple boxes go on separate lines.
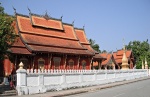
top-left (89, 39), bottom-right (101, 53)
top-left (126, 40), bottom-right (150, 69)
top-left (0, 3), bottom-right (16, 62)
top-left (101, 50), bottom-right (107, 53)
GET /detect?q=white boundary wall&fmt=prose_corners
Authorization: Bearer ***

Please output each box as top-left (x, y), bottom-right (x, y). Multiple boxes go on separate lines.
top-left (16, 69), bottom-right (148, 95)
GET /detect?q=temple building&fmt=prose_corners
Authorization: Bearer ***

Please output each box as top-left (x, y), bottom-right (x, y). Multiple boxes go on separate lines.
top-left (93, 53), bottom-right (118, 70)
top-left (1, 11), bottom-right (105, 76)
top-left (100, 53), bottom-right (118, 70)
top-left (75, 28), bottom-right (106, 69)
top-left (113, 49), bottom-right (135, 69)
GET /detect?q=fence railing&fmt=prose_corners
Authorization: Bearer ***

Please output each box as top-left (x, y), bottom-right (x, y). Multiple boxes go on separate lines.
top-left (26, 69), bottom-right (147, 74)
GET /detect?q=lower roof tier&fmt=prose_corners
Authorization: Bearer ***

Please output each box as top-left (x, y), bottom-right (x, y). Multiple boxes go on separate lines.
top-left (27, 44), bottom-right (94, 55)
top-left (11, 47), bottom-right (31, 55)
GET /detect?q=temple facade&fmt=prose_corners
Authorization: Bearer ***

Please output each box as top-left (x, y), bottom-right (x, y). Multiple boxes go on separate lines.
top-left (93, 49), bottom-right (135, 70)
top-left (113, 49), bottom-right (135, 69)
top-left (1, 12), bottom-right (105, 77)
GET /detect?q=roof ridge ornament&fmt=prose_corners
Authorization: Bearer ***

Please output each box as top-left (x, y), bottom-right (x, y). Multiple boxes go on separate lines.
top-left (72, 20), bottom-right (75, 26)
top-left (27, 7), bottom-right (31, 14)
top-left (111, 50), bottom-right (113, 54)
top-left (60, 15), bottom-right (63, 20)
top-left (83, 24), bottom-right (85, 30)
top-left (44, 10), bottom-right (50, 20)
top-left (12, 6), bottom-right (16, 14)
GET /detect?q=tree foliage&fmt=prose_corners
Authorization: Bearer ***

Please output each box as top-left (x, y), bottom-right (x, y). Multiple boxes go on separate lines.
top-left (126, 39), bottom-right (150, 69)
top-left (101, 50), bottom-right (107, 53)
top-left (0, 3), bottom-right (16, 61)
top-left (89, 39), bottom-right (101, 53)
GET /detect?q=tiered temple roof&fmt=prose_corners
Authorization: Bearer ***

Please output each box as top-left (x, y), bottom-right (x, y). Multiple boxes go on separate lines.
top-left (11, 12), bottom-right (95, 56)
top-left (100, 53), bottom-right (113, 66)
top-left (75, 28), bottom-right (105, 60)
top-left (113, 49), bottom-right (133, 64)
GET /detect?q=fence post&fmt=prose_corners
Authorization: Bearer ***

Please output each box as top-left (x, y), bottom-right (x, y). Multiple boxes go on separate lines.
top-left (16, 62), bottom-right (28, 95)
top-left (60, 74), bottom-right (66, 90)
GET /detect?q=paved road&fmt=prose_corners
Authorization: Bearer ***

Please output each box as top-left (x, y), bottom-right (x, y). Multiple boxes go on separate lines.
top-left (65, 78), bottom-right (150, 97)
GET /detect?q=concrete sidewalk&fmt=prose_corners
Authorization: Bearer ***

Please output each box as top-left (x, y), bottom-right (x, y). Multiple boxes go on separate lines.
top-left (9, 76), bottom-right (150, 97)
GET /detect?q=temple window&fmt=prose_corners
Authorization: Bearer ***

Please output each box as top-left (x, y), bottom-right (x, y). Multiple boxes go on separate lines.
top-left (68, 59), bottom-right (74, 69)
top-left (53, 57), bottom-right (61, 69)
top-left (38, 58), bottom-right (45, 70)
top-left (81, 60), bottom-right (86, 70)
top-left (20, 58), bottom-right (28, 69)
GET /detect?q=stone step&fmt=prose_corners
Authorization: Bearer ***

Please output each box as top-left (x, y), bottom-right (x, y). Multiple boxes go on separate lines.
top-left (0, 90), bottom-right (17, 96)
top-left (4, 90), bottom-right (16, 93)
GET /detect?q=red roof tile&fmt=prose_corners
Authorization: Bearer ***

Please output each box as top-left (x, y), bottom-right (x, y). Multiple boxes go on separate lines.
top-left (12, 37), bottom-right (25, 47)
top-left (21, 33), bottom-right (84, 49)
top-left (28, 45), bottom-right (92, 55)
top-left (11, 47), bottom-right (31, 55)
top-left (75, 29), bottom-right (98, 54)
top-left (101, 53), bottom-right (112, 66)
top-left (75, 29), bottom-right (105, 60)
top-left (15, 14), bottom-right (93, 55)
top-left (11, 37), bottom-right (31, 55)
top-left (17, 16), bottom-right (76, 39)
top-left (31, 15), bottom-right (63, 30)
top-left (113, 50), bottom-right (133, 64)
top-left (75, 29), bottom-right (89, 44)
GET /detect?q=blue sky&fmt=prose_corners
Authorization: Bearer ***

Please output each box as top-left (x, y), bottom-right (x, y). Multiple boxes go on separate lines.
top-left (1, 0), bottom-right (150, 52)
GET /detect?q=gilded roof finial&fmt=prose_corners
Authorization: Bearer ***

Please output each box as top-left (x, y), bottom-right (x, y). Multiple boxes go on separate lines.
top-left (122, 38), bottom-right (126, 52)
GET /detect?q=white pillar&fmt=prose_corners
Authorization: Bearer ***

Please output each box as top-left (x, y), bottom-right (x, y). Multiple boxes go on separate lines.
top-left (16, 69), bottom-right (27, 86)
top-left (16, 62), bottom-right (28, 95)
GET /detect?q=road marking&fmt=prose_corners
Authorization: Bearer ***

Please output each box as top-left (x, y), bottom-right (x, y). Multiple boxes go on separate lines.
top-left (113, 93), bottom-right (125, 97)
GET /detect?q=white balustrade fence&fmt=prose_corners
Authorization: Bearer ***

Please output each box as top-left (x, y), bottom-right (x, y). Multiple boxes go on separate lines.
top-left (16, 69), bottom-right (148, 95)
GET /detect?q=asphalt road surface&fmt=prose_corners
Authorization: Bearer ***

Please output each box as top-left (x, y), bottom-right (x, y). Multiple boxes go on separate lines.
top-left (65, 79), bottom-right (150, 97)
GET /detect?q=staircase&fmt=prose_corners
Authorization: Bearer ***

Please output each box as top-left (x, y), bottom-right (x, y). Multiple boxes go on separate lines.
top-left (0, 84), bottom-right (17, 96)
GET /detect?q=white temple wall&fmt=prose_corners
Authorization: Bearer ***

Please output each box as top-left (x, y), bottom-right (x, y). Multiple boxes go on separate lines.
top-left (16, 69), bottom-right (148, 95)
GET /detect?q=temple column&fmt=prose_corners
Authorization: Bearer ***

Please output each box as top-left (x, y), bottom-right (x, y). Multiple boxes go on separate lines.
top-left (47, 53), bottom-right (49, 70)
top-left (29, 56), bottom-right (31, 70)
top-left (64, 55), bottom-right (67, 69)
top-left (48, 54), bottom-right (52, 69)
top-left (118, 65), bottom-right (120, 69)
top-left (15, 55), bottom-right (17, 71)
top-left (89, 57), bottom-right (93, 70)
top-left (32, 56), bottom-right (35, 70)
top-left (77, 56), bottom-right (80, 69)
top-left (112, 63), bottom-right (115, 70)
top-left (91, 61), bottom-right (93, 70)
top-left (105, 65), bottom-right (107, 70)
top-left (98, 60), bottom-right (101, 70)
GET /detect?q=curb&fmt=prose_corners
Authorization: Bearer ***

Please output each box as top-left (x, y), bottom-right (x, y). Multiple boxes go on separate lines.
top-left (52, 77), bottom-right (150, 97)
